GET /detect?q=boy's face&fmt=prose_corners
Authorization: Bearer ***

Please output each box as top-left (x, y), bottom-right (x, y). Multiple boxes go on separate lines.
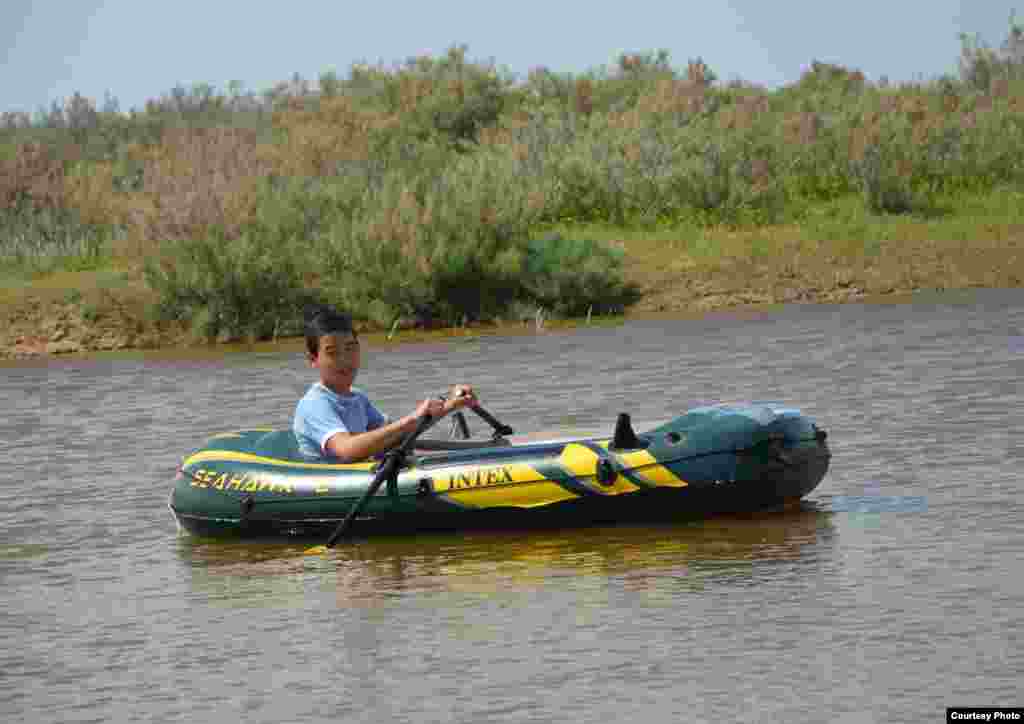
top-left (310, 332), bottom-right (360, 391)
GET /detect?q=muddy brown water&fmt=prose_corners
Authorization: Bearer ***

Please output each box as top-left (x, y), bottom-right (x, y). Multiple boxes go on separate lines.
top-left (2, 289), bottom-right (1022, 723)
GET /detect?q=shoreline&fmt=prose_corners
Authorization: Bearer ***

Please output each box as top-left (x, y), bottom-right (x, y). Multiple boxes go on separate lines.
top-left (4, 214), bottom-right (1022, 362)
top-left (0, 279), bottom-right (1004, 365)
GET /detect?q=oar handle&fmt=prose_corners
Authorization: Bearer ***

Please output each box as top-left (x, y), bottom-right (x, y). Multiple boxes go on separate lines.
top-left (439, 390), bottom-right (514, 438)
top-left (325, 413), bottom-right (433, 547)
top-left (470, 404), bottom-right (515, 437)
top-left (394, 411), bottom-right (436, 456)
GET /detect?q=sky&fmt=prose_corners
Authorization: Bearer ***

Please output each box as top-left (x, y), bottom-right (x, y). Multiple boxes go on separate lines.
top-left (0, 0), bottom-right (1017, 114)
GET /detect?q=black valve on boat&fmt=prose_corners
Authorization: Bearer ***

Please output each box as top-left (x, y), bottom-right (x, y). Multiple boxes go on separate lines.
top-left (610, 413), bottom-right (647, 451)
top-left (595, 458), bottom-right (617, 486)
top-left (240, 494), bottom-right (255, 522)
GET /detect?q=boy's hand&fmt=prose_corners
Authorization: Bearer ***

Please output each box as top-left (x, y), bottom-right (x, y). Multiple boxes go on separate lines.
top-left (413, 398), bottom-right (447, 421)
top-left (444, 384), bottom-right (478, 412)
top-left (405, 386), bottom-right (477, 428)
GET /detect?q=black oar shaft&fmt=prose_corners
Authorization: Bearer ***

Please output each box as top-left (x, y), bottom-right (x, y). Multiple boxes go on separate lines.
top-left (452, 411), bottom-right (471, 439)
top-left (437, 390), bottom-right (512, 436)
top-left (325, 414), bottom-right (433, 547)
top-left (470, 404), bottom-right (515, 436)
top-left (325, 461), bottom-right (393, 547)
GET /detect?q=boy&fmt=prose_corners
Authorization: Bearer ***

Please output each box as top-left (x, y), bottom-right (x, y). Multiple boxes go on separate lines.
top-left (294, 306), bottom-right (478, 462)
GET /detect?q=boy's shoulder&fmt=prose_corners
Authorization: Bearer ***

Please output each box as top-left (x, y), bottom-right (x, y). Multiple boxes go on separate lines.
top-left (296, 382), bottom-right (322, 407)
top-left (298, 383), bottom-right (371, 406)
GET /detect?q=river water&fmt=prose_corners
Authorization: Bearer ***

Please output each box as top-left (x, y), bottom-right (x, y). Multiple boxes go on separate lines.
top-left (2, 289), bottom-right (1022, 723)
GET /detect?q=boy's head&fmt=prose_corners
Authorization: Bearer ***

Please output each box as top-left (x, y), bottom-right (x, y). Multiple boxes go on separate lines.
top-left (304, 305), bottom-right (360, 391)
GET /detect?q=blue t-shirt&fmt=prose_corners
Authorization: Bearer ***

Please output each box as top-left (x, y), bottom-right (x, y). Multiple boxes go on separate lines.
top-left (293, 383), bottom-right (389, 460)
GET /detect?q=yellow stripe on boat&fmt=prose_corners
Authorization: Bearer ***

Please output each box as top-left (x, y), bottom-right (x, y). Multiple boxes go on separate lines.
top-left (445, 481), bottom-right (579, 509)
top-left (438, 462), bottom-right (579, 509)
top-left (558, 443), bottom-right (641, 495)
top-left (182, 449), bottom-right (377, 471)
top-left (595, 442), bottom-right (689, 488)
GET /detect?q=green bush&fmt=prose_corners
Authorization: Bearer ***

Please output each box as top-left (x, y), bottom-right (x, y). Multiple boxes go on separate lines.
top-left (349, 45), bottom-right (513, 149)
top-left (143, 228), bottom-right (319, 341)
top-left (292, 146), bottom-right (638, 327)
top-left (521, 234), bottom-right (640, 317)
top-left (854, 144), bottom-right (917, 214)
top-left (543, 112), bottom-right (788, 227)
top-left (314, 150), bottom-right (541, 325)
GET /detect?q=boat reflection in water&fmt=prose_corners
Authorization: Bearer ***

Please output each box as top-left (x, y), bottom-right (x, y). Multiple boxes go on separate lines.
top-left (177, 504), bottom-right (835, 607)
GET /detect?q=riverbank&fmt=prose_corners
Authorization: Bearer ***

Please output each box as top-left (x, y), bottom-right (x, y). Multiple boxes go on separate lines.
top-left (4, 190), bottom-right (1022, 360)
top-left (6, 35), bottom-right (1024, 361)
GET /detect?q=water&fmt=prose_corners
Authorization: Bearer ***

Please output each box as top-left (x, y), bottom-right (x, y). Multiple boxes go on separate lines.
top-left (2, 289), bottom-right (1022, 723)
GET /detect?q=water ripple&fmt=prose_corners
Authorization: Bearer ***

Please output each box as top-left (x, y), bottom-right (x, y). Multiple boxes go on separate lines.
top-left (3, 288), bottom-right (1023, 723)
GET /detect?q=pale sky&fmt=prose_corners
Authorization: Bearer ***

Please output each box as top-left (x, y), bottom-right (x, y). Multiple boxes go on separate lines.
top-left (0, 1), bottom-right (1016, 114)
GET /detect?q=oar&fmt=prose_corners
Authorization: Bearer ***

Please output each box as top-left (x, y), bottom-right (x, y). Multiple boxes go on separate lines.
top-left (469, 403), bottom-right (515, 437)
top-left (305, 413), bottom-right (434, 554)
top-left (437, 391), bottom-right (513, 438)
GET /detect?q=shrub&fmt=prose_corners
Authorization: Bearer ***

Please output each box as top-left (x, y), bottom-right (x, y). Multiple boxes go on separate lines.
top-left (138, 126), bottom-right (270, 241)
top-left (854, 143), bottom-right (917, 214)
top-left (520, 234), bottom-right (640, 317)
top-left (959, 16), bottom-right (1024, 91)
top-left (143, 229), bottom-right (318, 341)
top-left (314, 151), bottom-right (541, 325)
top-left (345, 45), bottom-right (513, 149)
top-left (544, 111), bottom-right (787, 227)
top-left (301, 147), bottom-right (637, 328)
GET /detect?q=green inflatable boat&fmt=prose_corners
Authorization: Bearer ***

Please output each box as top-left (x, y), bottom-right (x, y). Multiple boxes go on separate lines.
top-left (169, 402), bottom-right (830, 539)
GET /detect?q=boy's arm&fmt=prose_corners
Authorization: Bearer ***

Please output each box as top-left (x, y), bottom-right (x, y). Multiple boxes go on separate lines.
top-left (324, 415), bottom-right (419, 462)
top-left (325, 391), bottom-right (477, 462)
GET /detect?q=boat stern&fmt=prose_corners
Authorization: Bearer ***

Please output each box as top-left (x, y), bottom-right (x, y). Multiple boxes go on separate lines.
top-left (643, 403), bottom-right (830, 511)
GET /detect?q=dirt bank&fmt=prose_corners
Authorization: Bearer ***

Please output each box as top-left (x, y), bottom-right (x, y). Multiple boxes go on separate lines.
top-left (2, 232), bottom-right (1022, 360)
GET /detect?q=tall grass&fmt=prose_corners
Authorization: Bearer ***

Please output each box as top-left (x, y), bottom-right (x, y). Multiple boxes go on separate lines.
top-left (0, 197), bottom-right (117, 274)
top-left (3, 21), bottom-right (1024, 336)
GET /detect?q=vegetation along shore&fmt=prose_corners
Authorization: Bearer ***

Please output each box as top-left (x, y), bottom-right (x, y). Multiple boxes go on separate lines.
top-left (2, 22), bottom-right (1023, 359)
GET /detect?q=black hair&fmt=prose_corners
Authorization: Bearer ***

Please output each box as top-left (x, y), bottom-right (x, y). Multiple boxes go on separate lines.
top-left (304, 305), bottom-right (357, 357)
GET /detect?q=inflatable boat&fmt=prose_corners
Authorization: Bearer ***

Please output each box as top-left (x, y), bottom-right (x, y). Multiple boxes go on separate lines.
top-left (169, 402), bottom-right (830, 539)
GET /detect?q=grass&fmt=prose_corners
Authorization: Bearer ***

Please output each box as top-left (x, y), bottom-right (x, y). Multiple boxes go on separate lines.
top-left (543, 187), bottom-right (1024, 313)
top-left (0, 266), bottom-right (138, 304)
